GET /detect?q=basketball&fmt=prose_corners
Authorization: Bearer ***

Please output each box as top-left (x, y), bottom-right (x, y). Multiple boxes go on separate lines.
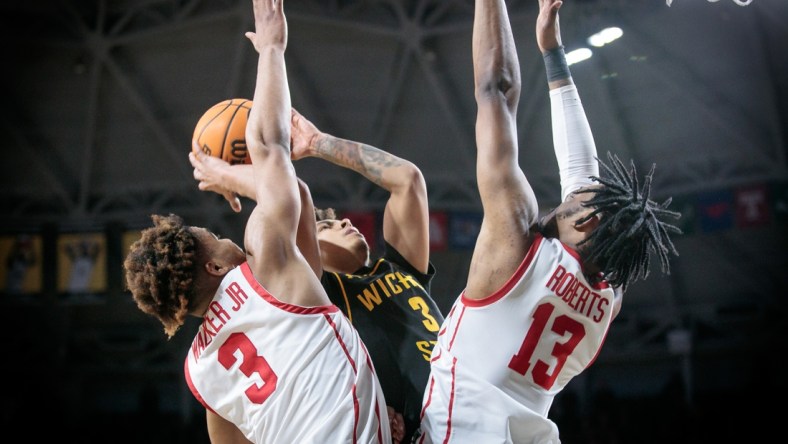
top-left (192, 98), bottom-right (253, 165)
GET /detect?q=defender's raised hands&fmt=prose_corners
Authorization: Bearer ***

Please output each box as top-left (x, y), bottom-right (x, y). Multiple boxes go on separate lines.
top-left (246, 0), bottom-right (287, 52)
top-left (536, 0), bottom-right (563, 53)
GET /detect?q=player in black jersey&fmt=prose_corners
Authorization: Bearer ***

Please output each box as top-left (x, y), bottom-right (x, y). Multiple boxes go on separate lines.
top-left (189, 108), bottom-right (444, 444)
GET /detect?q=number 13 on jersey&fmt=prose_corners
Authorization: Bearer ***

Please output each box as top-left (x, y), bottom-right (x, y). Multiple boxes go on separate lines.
top-left (508, 302), bottom-right (586, 391)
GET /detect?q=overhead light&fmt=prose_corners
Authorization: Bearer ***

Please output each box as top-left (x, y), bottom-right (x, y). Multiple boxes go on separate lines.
top-left (587, 27), bottom-right (623, 48)
top-left (566, 48), bottom-right (592, 65)
top-left (566, 26), bottom-right (622, 66)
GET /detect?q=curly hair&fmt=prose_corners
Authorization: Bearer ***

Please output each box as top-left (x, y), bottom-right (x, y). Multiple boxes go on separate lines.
top-left (575, 152), bottom-right (682, 289)
top-left (314, 207), bottom-right (337, 221)
top-left (123, 214), bottom-right (199, 338)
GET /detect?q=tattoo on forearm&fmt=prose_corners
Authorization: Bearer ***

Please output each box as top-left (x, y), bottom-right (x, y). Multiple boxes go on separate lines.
top-left (314, 137), bottom-right (403, 187)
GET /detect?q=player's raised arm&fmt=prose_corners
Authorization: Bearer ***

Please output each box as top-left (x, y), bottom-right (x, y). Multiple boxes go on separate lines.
top-left (465, 0), bottom-right (538, 299)
top-left (241, 0), bottom-right (326, 308)
top-left (290, 108), bottom-right (429, 273)
top-left (243, 0), bottom-right (294, 262)
top-left (537, 0), bottom-right (599, 202)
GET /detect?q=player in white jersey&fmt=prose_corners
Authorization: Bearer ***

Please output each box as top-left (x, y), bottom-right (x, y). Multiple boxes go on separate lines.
top-left (188, 108), bottom-right (444, 444)
top-left (420, 235), bottom-right (618, 443)
top-left (123, 1), bottom-right (390, 442)
top-left (184, 263), bottom-right (386, 443)
top-left (417, 0), bottom-right (681, 442)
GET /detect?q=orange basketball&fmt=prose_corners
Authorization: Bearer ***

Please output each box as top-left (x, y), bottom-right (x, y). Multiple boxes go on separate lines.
top-left (192, 98), bottom-right (253, 165)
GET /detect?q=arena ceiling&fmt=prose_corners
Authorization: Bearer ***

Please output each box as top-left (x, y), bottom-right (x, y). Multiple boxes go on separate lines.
top-left (3, 0), bottom-right (787, 400)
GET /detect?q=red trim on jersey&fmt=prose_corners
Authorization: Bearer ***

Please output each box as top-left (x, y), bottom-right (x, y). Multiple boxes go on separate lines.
top-left (438, 305), bottom-right (456, 337)
top-left (352, 383), bottom-right (360, 444)
top-left (586, 333), bottom-right (605, 369)
top-left (442, 356), bottom-right (458, 444)
top-left (461, 235), bottom-right (544, 307)
top-left (365, 348), bottom-right (377, 374)
top-left (586, 313), bottom-right (614, 369)
top-left (420, 376), bottom-right (436, 426)
top-left (324, 313), bottom-right (357, 373)
top-left (430, 348), bottom-right (443, 363)
top-left (183, 357), bottom-right (214, 413)
top-left (558, 240), bottom-right (582, 263)
top-left (359, 338), bottom-right (386, 444)
top-left (589, 273), bottom-right (610, 290)
top-left (447, 306), bottom-right (466, 352)
top-left (240, 262), bottom-right (338, 314)
top-left (324, 312), bottom-right (366, 443)
top-left (328, 271), bottom-right (355, 322)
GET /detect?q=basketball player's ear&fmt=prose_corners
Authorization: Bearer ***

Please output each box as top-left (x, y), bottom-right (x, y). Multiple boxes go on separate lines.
top-left (574, 213), bottom-right (600, 233)
top-left (204, 260), bottom-right (232, 277)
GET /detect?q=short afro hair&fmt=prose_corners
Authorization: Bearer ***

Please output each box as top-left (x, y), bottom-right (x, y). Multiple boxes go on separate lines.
top-left (123, 214), bottom-right (199, 338)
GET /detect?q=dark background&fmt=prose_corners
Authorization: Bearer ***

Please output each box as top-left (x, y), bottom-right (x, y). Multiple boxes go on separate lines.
top-left (2, 0), bottom-right (786, 442)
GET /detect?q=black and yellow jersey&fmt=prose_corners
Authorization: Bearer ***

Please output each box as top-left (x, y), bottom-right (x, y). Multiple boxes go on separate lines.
top-left (321, 242), bottom-right (443, 443)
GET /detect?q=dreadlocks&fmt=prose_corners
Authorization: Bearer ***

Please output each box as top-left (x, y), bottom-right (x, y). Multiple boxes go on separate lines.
top-left (123, 214), bottom-right (199, 338)
top-left (575, 152), bottom-right (682, 289)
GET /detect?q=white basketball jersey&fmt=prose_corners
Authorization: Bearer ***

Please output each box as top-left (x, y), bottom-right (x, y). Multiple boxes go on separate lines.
top-left (185, 262), bottom-right (391, 444)
top-left (419, 235), bottom-right (617, 444)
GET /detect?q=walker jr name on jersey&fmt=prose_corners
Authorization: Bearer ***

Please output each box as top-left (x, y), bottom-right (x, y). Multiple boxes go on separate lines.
top-left (191, 280), bottom-right (250, 360)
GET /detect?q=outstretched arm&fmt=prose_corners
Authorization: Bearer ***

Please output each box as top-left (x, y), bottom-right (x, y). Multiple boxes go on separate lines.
top-left (539, 0), bottom-right (623, 307)
top-left (465, 0), bottom-right (538, 299)
top-left (242, 0), bottom-right (325, 307)
top-left (241, 0), bottom-right (295, 270)
top-left (290, 109), bottom-right (430, 273)
top-left (537, 0), bottom-right (598, 201)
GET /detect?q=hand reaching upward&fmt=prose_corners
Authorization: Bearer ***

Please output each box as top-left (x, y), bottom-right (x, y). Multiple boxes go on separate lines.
top-left (246, 0), bottom-right (287, 52)
top-left (536, 0), bottom-right (562, 53)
